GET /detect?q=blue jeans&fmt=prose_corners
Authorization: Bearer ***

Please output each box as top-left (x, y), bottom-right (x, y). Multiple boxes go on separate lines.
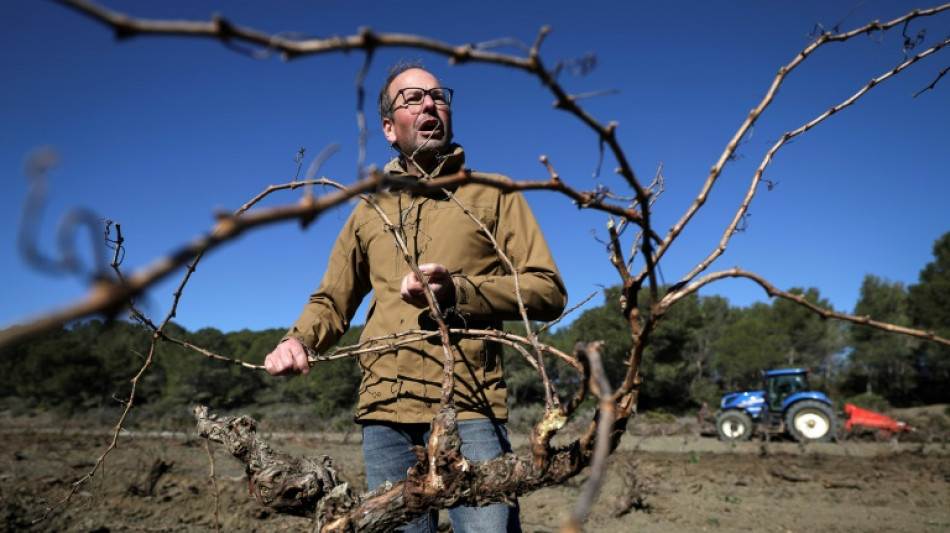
top-left (362, 419), bottom-right (522, 532)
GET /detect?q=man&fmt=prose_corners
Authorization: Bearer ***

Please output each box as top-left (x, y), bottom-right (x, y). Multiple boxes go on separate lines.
top-left (265, 62), bottom-right (566, 532)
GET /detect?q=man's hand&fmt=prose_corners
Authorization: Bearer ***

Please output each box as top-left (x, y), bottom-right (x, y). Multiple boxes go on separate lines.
top-left (264, 338), bottom-right (311, 376)
top-left (400, 263), bottom-right (455, 309)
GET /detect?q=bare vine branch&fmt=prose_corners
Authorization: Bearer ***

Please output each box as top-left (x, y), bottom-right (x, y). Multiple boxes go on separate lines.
top-left (13, 2), bottom-right (950, 531)
top-left (666, 266), bottom-right (950, 348)
top-left (654, 4), bottom-right (950, 285)
top-left (674, 34), bottom-right (950, 290)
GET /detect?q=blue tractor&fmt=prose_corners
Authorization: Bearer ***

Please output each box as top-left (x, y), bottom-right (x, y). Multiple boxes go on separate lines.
top-left (715, 368), bottom-right (837, 443)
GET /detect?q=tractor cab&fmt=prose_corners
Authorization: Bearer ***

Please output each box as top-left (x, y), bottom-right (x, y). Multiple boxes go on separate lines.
top-left (760, 368), bottom-right (809, 432)
top-left (764, 369), bottom-right (808, 413)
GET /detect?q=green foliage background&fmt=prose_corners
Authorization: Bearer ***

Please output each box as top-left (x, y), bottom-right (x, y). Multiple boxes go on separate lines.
top-left (3, 231), bottom-right (948, 422)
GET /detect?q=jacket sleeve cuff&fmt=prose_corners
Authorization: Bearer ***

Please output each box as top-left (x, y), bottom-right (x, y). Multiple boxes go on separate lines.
top-left (453, 274), bottom-right (474, 312)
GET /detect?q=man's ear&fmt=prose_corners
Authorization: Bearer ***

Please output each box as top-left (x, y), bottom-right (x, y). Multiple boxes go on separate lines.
top-left (382, 116), bottom-right (397, 144)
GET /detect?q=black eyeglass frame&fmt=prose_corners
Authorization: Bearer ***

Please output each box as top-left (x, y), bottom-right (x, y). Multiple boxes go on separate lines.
top-left (389, 87), bottom-right (454, 113)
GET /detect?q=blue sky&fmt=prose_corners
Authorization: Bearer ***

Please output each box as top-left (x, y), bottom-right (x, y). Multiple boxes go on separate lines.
top-left (2, 1), bottom-right (948, 335)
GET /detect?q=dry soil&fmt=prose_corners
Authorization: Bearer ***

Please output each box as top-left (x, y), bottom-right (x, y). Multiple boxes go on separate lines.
top-left (2, 407), bottom-right (947, 532)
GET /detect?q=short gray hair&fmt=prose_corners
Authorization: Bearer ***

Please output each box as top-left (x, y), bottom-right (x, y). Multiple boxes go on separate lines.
top-left (378, 60), bottom-right (426, 118)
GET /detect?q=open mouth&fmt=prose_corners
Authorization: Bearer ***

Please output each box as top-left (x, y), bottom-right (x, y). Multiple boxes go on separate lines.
top-left (417, 118), bottom-right (443, 137)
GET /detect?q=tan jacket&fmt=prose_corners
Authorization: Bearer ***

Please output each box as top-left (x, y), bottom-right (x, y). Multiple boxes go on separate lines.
top-left (286, 145), bottom-right (566, 423)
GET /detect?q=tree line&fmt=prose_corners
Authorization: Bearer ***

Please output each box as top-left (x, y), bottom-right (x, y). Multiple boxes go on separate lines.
top-left (3, 231), bottom-right (947, 420)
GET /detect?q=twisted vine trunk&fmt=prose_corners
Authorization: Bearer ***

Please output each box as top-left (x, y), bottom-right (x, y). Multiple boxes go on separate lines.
top-left (195, 398), bottom-right (632, 531)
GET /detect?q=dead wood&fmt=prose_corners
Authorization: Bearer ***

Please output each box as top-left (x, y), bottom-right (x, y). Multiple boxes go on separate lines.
top-left (193, 406), bottom-right (351, 519)
top-left (770, 469), bottom-right (812, 483)
top-left (194, 403), bottom-right (628, 532)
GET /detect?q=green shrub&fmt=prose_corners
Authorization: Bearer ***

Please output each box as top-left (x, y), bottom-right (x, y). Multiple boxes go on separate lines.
top-left (639, 410), bottom-right (677, 424)
top-left (845, 392), bottom-right (890, 412)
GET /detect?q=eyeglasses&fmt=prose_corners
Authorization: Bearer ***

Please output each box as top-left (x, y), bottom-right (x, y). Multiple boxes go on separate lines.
top-left (391, 87), bottom-right (454, 112)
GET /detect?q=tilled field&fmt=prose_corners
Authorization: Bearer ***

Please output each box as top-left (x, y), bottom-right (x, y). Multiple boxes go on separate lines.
top-left (2, 409), bottom-right (947, 532)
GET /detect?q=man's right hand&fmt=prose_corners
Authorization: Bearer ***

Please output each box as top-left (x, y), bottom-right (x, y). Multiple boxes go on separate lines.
top-left (264, 338), bottom-right (311, 376)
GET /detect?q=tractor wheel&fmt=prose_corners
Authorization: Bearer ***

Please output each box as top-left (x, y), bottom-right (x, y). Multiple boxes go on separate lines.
top-left (715, 410), bottom-right (754, 442)
top-left (785, 400), bottom-right (836, 442)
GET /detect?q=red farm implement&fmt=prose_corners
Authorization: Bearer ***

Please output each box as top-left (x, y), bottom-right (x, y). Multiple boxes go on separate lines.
top-left (844, 404), bottom-right (914, 437)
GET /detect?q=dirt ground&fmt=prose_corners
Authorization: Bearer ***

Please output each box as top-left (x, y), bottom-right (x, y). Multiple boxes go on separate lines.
top-left (1, 406), bottom-right (948, 533)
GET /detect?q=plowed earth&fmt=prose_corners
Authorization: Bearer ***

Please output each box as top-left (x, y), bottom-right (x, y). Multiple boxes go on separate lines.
top-left (2, 407), bottom-right (947, 532)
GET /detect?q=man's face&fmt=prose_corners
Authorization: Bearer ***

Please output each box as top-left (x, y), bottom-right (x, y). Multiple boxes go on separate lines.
top-left (382, 68), bottom-right (453, 167)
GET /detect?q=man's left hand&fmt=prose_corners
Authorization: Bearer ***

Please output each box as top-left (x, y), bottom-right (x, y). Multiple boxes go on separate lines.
top-left (400, 263), bottom-right (455, 308)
